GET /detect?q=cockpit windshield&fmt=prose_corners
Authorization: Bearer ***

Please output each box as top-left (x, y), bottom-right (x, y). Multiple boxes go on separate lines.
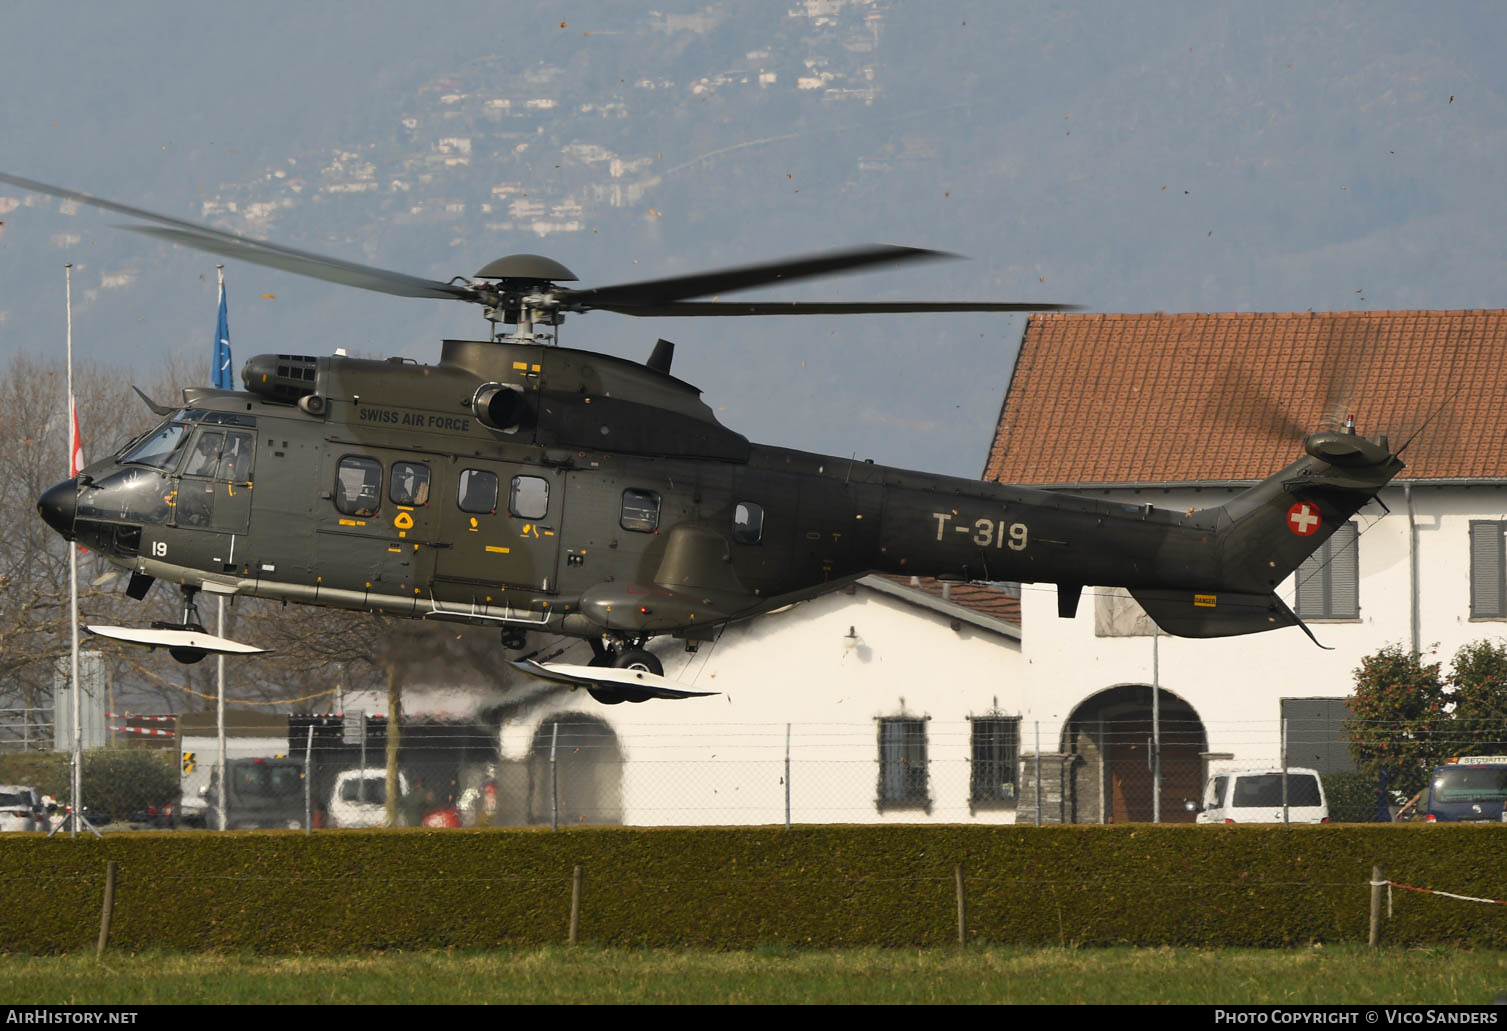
top-left (120, 420), bottom-right (190, 470)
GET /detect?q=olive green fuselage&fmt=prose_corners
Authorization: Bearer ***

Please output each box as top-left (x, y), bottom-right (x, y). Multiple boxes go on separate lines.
top-left (65, 339), bottom-right (1379, 644)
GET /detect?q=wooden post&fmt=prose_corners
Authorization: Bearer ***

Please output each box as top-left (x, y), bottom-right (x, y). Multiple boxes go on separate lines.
top-left (569, 865), bottom-right (583, 946)
top-left (95, 861), bottom-right (117, 960)
top-left (955, 864), bottom-right (967, 946)
top-left (1369, 865), bottom-right (1384, 947)
top-left (384, 661), bottom-right (401, 827)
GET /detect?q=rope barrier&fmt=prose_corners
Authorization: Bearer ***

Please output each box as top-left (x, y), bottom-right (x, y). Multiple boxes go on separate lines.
top-left (1380, 879), bottom-right (1507, 906)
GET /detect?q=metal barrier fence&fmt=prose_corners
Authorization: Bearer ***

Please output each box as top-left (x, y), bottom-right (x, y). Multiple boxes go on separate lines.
top-left (0, 708), bottom-right (53, 753)
top-left (9, 714), bottom-right (1470, 830)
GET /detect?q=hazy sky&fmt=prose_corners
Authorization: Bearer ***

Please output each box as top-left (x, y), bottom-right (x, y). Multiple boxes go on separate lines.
top-left (3, 1), bottom-right (1504, 476)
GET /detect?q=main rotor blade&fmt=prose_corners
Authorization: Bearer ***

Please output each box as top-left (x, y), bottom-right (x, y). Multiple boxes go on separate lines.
top-left (0, 172), bottom-right (472, 302)
top-left (590, 299), bottom-right (1081, 316)
top-left (128, 226), bottom-right (472, 301)
top-left (558, 244), bottom-right (953, 307)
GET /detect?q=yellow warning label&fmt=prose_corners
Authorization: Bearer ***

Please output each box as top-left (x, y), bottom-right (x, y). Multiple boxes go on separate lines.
top-left (1194, 594), bottom-right (1217, 608)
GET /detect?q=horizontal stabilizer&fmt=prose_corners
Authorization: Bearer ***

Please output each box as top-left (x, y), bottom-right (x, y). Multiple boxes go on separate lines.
top-left (1126, 588), bottom-right (1314, 641)
top-left (86, 624), bottom-right (267, 655)
top-left (511, 659), bottom-right (717, 700)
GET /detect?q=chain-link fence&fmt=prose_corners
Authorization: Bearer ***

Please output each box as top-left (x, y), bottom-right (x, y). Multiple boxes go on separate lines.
top-left (12, 711), bottom-right (1484, 830)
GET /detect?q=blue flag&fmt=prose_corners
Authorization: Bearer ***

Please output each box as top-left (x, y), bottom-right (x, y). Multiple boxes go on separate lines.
top-left (212, 281), bottom-right (234, 390)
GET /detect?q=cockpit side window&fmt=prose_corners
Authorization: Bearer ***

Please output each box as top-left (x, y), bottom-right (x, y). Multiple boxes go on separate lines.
top-left (216, 432), bottom-right (254, 484)
top-left (121, 421), bottom-right (190, 471)
top-left (183, 431), bottom-right (224, 477)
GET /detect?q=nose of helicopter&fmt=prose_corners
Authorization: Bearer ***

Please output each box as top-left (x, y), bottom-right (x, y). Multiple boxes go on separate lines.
top-left (37, 477), bottom-right (79, 540)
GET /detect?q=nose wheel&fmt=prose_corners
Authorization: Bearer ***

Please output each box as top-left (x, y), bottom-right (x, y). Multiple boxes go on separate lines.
top-left (154, 585), bottom-right (209, 665)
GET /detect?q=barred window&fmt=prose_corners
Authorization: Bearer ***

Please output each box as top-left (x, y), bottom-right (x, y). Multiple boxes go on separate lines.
top-left (878, 718), bottom-right (929, 808)
top-left (1470, 520), bottom-right (1507, 619)
top-left (1293, 521), bottom-right (1359, 619)
top-left (970, 717), bottom-right (1020, 804)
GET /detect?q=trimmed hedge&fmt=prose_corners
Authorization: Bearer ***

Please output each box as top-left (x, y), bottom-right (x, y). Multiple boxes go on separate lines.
top-left (0, 824), bottom-right (1502, 953)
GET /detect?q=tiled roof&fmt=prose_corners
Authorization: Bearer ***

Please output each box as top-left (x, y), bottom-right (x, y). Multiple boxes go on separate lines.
top-left (874, 574), bottom-right (1022, 628)
top-left (984, 310), bottom-right (1507, 485)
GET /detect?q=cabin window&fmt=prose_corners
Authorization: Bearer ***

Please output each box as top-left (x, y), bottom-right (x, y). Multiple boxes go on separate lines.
top-left (509, 476), bottom-right (549, 520)
top-left (969, 716), bottom-right (1019, 805)
top-left (877, 717), bottom-right (930, 810)
top-left (458, 469), bottom-right (498, 514)
top-left (334, 456), bottom-right (382, 517)
top-left (620, 489), bottom-right (660, 532)
top-left (390, 461), bottom-right (431, 507)
top-left (1470, 521), bottom-right (1507, 619)
top-left (1293, 520), bottom-right (1358, 619)
top-left (733, 501), bottom-right (764, 544)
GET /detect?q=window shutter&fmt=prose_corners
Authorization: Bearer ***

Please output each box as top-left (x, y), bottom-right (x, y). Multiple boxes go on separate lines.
top-left (1470, 521), bottom-right (1506, 618)
top-left (1294, 551), bottom-right (1328, 618)
top-left (1328, 522), bottom-right (1359, 619)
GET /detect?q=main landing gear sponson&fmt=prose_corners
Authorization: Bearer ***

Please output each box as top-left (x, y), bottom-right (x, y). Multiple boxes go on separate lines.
top-left (585, 638), bottom-right (664, 704)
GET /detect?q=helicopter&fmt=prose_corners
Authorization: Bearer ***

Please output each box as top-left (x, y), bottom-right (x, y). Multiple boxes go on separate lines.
top-left (9, 172), bottom-right (1404, 704)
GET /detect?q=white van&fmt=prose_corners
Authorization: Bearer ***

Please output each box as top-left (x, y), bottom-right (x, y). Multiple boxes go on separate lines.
top-left (1192, 768), bottom-right (1329, 824)
top-left (328, 768), bottom-right (408, 828)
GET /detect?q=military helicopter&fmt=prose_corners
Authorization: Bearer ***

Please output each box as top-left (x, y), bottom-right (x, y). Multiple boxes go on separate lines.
top-left (10, 172), bottom-right (1404, 704)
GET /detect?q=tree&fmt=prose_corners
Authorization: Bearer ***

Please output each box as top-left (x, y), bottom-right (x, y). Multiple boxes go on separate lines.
top-left (1345, 645), bottom-right (1446, 798)
top-left (1347, 640), bottom-right (1507, 798)
top-left (1441, 639), bottom-right (1507, 757)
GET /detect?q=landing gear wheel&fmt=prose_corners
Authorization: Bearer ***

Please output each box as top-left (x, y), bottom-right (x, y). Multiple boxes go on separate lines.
top-left (169, 647), bottom-right (207, 665)
top-left (613, 649), bottom-right (663, 676)
top-left (587, 687), bottom-right (626, 705)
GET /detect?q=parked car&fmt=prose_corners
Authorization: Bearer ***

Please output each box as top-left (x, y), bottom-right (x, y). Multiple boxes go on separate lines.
top-left (1415, 756), bottom-right (1507, 823)
top-left (327, 769), bottom-right (408, 828)
top-left (0, 785), bottom-right (50, 832)
top-left (1188, 768), bottom-right (1329, 824)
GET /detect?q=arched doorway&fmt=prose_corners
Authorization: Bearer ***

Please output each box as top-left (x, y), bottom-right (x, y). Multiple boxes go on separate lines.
top-left (528, 713), bottom-right (624, 826)
top-left (1062, 685), bottom-right (1208, 823)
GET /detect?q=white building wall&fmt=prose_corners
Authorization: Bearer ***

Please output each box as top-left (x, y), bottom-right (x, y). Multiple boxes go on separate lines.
top-left (498, 582), bottom-right (1023, 825)
top-left (1017, 482), bottom-right (1507, 770)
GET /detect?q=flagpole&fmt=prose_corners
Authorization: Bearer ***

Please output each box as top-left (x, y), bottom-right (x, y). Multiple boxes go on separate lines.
top-left (215, 265), bottom-right (228, 832)
top-left (66, 263), bottom-right (81, 839)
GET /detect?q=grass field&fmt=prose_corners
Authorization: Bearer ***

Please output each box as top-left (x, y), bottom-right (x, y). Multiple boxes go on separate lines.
top-left (2, 946), bottom-right (1505, 1005)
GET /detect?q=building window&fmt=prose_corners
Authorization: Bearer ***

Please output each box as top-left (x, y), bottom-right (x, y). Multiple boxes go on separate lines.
top-left (877, 718), bottom-right (929, 808)
top-left (969, 717), bottom-right (1020, 805)
top-left (1293, 521), bottom-right (1358, 619)
top-left (334, 456), bottom-right (382, 517)
top-left (1471, 521), bottom-right (1507, 619)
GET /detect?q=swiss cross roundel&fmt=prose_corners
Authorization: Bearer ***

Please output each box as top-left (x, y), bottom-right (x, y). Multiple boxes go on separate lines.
top-left (1287, 501), bottom-right (1322, 537)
